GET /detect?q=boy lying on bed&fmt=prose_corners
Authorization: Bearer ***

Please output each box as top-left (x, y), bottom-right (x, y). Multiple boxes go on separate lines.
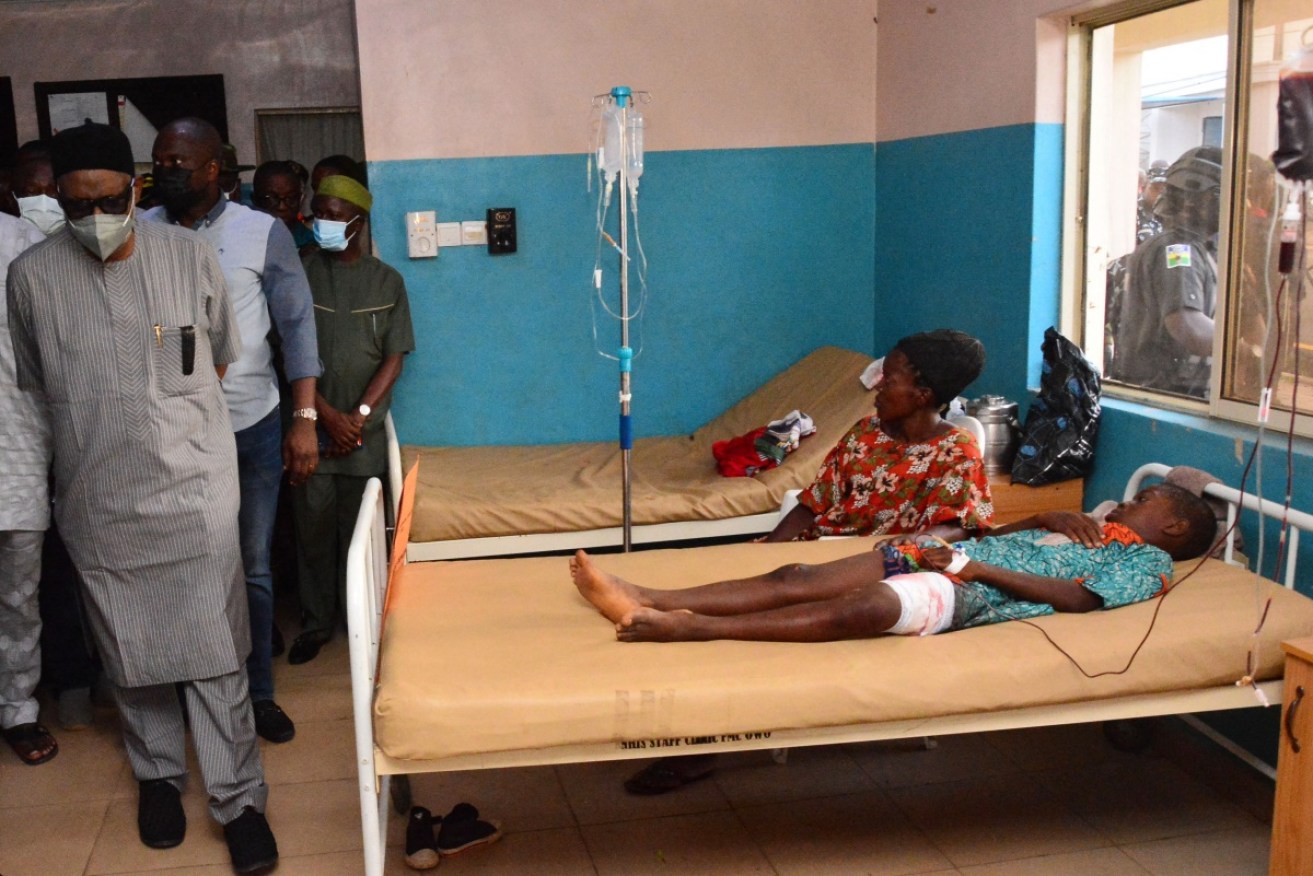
top-left (570, 483), bottom-right (1216, 642)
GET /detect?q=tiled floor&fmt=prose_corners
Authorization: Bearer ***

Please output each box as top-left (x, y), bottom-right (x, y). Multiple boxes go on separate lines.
top-left (0, 635), bottom-right (1277, 875)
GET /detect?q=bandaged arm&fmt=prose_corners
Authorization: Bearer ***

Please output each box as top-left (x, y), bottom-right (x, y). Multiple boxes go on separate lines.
top-left (918, 546), bottom-right (1103, 613)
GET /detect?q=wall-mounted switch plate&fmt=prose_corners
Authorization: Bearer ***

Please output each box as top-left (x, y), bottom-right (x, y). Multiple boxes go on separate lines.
top-left (461, 220), bottom-right (487, 246)
top-left (406, 210), bottom-right (437, 258)
top-left (487, 207), bottom-right (517, 254)
top-left (437, 222), bottom-right (462, 248)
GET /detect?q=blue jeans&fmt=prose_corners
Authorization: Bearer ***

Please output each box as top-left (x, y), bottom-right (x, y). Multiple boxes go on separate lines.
top-left (235, 406), bottom-right (283, 703)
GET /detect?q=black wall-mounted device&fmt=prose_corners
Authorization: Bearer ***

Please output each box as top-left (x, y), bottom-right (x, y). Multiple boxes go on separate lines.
top-left (487, 207), bottom-right (517, 255)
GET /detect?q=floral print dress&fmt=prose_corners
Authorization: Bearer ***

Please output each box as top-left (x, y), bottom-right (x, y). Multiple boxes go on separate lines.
top-left (797, 415), bottom-right (993, 539)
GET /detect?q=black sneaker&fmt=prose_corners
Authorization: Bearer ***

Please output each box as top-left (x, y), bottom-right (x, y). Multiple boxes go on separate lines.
top-left (252, 700), bottom-right (296, 744)
top-left (404, 806), bottom-right (439, 869)
top-left (223, 806), bottom-right (278, 874)
top-left (435, 802), bottom-right (502, 856)
top-left (138, 779), bottom-right (186, 849)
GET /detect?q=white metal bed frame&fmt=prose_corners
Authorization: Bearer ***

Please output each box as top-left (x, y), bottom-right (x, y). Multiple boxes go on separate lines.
top-left (346, 461), bottom-right (1313, 876)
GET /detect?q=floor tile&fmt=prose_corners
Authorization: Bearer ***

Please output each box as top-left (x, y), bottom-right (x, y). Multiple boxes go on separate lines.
top-left (584, 810), bottom-right (773, 875)
top-left (958, 846), bottom-right (1150, 875)
top-left (1031, 758), bottom-right (1258, 845)
top-left (738, 789), bottom-right (952, 875)
top-left (846, 732), bottom-right (1019, 789)
top-left (0, 799), bottom-right (109, 876)
top-left (261, 717), bottom-right (357, 786)
top-left (887, 773), bottom-right (1109, 868)
top-left (265, 778), bottom-right (365, 858)
top-left (86, 793), bottom-right (230, 874)
top-left (557, 757), bottom-right (732, 826)
top-left (712, 745), bottom-right (876, 807)
top-left (1121, 824), bottom-right (1271, 875)
top-left (0, 717), bottom-right (129, 807)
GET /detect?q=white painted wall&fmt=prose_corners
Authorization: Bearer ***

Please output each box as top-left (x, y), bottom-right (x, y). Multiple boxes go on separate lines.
top-left (0, 0), bottom-right (359, 165)
top-left (354, 0), bottom-right (878, 161)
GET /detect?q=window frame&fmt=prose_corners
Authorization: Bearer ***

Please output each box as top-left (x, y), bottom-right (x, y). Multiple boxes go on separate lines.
top-left (1061, 0), bottom-right (1313, 437)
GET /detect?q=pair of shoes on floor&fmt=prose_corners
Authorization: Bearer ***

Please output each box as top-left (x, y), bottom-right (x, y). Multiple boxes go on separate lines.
top-left (286, 632), bottom-right (329, 665)
top-left (252, 699), bottom-right (296, 743)
top-left (58, 687), bottom-right (94, 730)
top-left (3, 722), bottom-right (59, 766)
top-left (404, 803), bottom-right (502, 869)
top-left (224, 805), bottom-right (278, 874)
top-left (138, 779), bottom-right (186, 848)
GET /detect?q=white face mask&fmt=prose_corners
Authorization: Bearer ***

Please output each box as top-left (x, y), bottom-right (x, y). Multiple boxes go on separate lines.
top-left (68, 201), bottom-right (136, 261)
top-left (313, 216), bottom-right (359, 252)
top-left (16, 194), bottom-right (66, 236)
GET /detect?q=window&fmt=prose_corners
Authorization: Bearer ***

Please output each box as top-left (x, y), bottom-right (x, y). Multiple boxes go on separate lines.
top-left (1069, 0), bottom-right (1313, 435)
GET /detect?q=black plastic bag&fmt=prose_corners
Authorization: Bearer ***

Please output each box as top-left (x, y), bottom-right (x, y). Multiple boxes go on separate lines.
top-left (1011, 327), bottom-right (1101, 486)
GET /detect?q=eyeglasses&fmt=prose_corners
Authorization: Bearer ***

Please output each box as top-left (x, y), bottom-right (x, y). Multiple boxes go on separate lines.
top-left (58, 181), bottom-right (135, 220)
top-left (255, 193), bottom-right (301, 208)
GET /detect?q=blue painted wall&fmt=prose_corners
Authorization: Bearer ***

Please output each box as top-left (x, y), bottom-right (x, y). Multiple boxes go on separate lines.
top-left (370, 144), bottom-right (876, 447)
top-left (873, 123), bottom-right (1064, 399)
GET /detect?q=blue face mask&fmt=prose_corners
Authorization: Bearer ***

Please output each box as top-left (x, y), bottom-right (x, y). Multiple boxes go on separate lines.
top-left (312, 215), bottom-right (359, 251)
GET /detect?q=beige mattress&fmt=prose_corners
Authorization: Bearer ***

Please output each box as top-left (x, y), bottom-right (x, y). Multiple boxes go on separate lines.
top-left (373, 538), bottom-right (1313, 763)
top-left (400, 346), bottom-right (874, 543)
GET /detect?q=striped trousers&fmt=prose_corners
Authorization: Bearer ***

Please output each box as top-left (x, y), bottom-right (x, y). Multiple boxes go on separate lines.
top-left (112, 669), bottom-right (268, 823)
top-left (0, 530), bottom-right (44, 728)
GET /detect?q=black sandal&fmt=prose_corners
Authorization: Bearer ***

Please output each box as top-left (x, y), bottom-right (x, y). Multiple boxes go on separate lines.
top-left (3, 722), bottom-right (59, 765)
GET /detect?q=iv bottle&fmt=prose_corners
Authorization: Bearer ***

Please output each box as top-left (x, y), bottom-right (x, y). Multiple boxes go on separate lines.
top-left (626, 107), bottom-right (644, 191)
top-left (600, 102), bottom-right (623, 184)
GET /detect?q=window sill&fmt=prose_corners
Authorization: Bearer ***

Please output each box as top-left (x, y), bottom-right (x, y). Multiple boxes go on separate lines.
top-left (1101, 396), bottom-right (1313, 457)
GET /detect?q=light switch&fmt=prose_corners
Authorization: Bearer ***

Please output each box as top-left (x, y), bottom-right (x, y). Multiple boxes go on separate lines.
top-left (437, 222), bottom-right (462, 248)
top-left (461, 220), bottom-right (487, 246)
top-left (406, 211), bottom-right (437, 258)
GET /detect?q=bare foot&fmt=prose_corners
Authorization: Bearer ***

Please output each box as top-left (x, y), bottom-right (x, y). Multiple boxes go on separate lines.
top-left (570, 550), bottom-right (648, 624)
top-left (616, 607), bottom-right (697, 642)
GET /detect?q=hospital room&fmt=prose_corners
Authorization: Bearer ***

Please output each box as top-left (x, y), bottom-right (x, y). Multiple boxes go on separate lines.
top-left (3, 0), bottom-right (1313, 874)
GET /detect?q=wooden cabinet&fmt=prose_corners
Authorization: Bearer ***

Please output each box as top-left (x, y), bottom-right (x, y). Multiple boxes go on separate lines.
top-left (988, 475), bottom-right (1084, 526)
top-left (1271, 637), bottom-right (1313, 876)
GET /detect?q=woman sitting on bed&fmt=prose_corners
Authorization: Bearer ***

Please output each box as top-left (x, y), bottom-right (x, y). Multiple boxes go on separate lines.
top-left (573, 484), bottom-right (1216, 643)
top-left (766, 328), bottom-right (993, 543)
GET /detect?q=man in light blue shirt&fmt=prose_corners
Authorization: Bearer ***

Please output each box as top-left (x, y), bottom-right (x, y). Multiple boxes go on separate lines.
top-left (144, 117), bottom-right (321, 745)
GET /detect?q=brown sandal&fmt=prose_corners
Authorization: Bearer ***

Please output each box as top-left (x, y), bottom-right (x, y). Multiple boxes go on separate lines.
top-left (3, 722), bottom-right (59, 765)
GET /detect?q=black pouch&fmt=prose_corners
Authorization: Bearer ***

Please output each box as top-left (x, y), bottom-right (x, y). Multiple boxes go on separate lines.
top-left (1011, 327), bottom-right (1102, 486)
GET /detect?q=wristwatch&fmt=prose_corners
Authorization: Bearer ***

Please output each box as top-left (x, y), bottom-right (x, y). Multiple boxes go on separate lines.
top-left (357, 403), bottom-right (372, 418)
top-left (291, 407), bottom-right (318, 422)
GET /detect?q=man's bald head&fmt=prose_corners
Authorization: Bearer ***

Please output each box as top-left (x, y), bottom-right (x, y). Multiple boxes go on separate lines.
top-left (158, 117), bottom-right (224, 163)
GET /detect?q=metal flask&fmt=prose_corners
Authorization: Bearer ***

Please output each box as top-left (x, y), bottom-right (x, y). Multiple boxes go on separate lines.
top-left (968, 394), bottom-right (1021, 475)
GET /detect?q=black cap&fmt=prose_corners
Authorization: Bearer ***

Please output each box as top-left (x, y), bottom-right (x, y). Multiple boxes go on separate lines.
top-left (50, 123), bottom-right (135, 179)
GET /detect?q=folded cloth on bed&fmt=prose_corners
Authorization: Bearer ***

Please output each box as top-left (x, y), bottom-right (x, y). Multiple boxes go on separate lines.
top-left (373, 538), bottom-right (1313, 763)
top-left (755, 410), bottom-right (816, 464)
top-left (713, 411), bottom-right (817, 477)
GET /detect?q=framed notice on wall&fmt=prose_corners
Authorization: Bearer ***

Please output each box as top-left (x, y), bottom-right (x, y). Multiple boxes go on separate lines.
top-left (0, 77), bottom-right (16, 167)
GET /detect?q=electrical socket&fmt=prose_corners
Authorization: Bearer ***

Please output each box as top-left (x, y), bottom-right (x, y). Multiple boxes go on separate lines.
top-left (486, 207), bottom-right (517, 255)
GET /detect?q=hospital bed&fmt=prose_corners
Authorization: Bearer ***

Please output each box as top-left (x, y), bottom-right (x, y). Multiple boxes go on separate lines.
top-left (386, 346), bottom-right (880, 560)
top-left (346, 462), bottom-right (1313, 876)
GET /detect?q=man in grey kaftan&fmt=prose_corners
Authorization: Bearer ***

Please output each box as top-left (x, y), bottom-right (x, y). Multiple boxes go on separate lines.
top-left (6, 123), bottom-right (278, 871)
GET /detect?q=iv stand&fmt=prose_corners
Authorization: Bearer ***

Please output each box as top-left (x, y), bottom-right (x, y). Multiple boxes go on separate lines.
top-left (613, 85), bottom-right (635, 552)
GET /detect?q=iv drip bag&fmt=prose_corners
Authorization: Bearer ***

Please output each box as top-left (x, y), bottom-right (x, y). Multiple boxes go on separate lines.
top-left (626, 107), bottom-right (644, 188)
top-left (601, 103), bottom-right (622, 182)
top-left (1274, 42), bottom-right (1313, 181)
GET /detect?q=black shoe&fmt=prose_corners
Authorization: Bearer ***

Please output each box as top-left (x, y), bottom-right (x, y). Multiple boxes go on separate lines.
top-left (435, 802), bottom-right (502, 856)
top-left (252, 700), bottom-right (296, 744)
top-left (138, 779), bottom-right (186, 849)
top-left (404, 806), bottom-right (439, 869)
top-left (270, 624), bottom-right (285, 658)
top-left (223, 806), bottom-right (278, 874)
top-left (286, 633), bottom-right (328, 665)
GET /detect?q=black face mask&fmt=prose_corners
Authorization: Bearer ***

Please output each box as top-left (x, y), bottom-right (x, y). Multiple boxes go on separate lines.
top-left (153, 166), bottom-right (205, 214)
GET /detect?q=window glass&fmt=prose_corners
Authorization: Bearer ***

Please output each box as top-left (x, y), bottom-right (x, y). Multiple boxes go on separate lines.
top-left (1224, 5), bottom-right (1313, 415)
top-left (1081, 0), bottom-right (1229, 401)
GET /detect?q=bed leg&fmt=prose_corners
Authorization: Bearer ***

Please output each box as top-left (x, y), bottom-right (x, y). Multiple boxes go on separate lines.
top-left (391, 774), bottom-right (413, 815)
top-left (771, 748), bottom-right (789, 764)
top-left (922, 736), bottom-right (938, 750)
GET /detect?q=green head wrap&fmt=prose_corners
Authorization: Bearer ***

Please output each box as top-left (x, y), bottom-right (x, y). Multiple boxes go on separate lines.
top-left (317, 174), bottom-right (372, 213)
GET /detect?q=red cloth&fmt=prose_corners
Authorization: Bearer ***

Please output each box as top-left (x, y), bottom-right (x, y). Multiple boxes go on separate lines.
top-left (712, 427), bottom-right (776, 477)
